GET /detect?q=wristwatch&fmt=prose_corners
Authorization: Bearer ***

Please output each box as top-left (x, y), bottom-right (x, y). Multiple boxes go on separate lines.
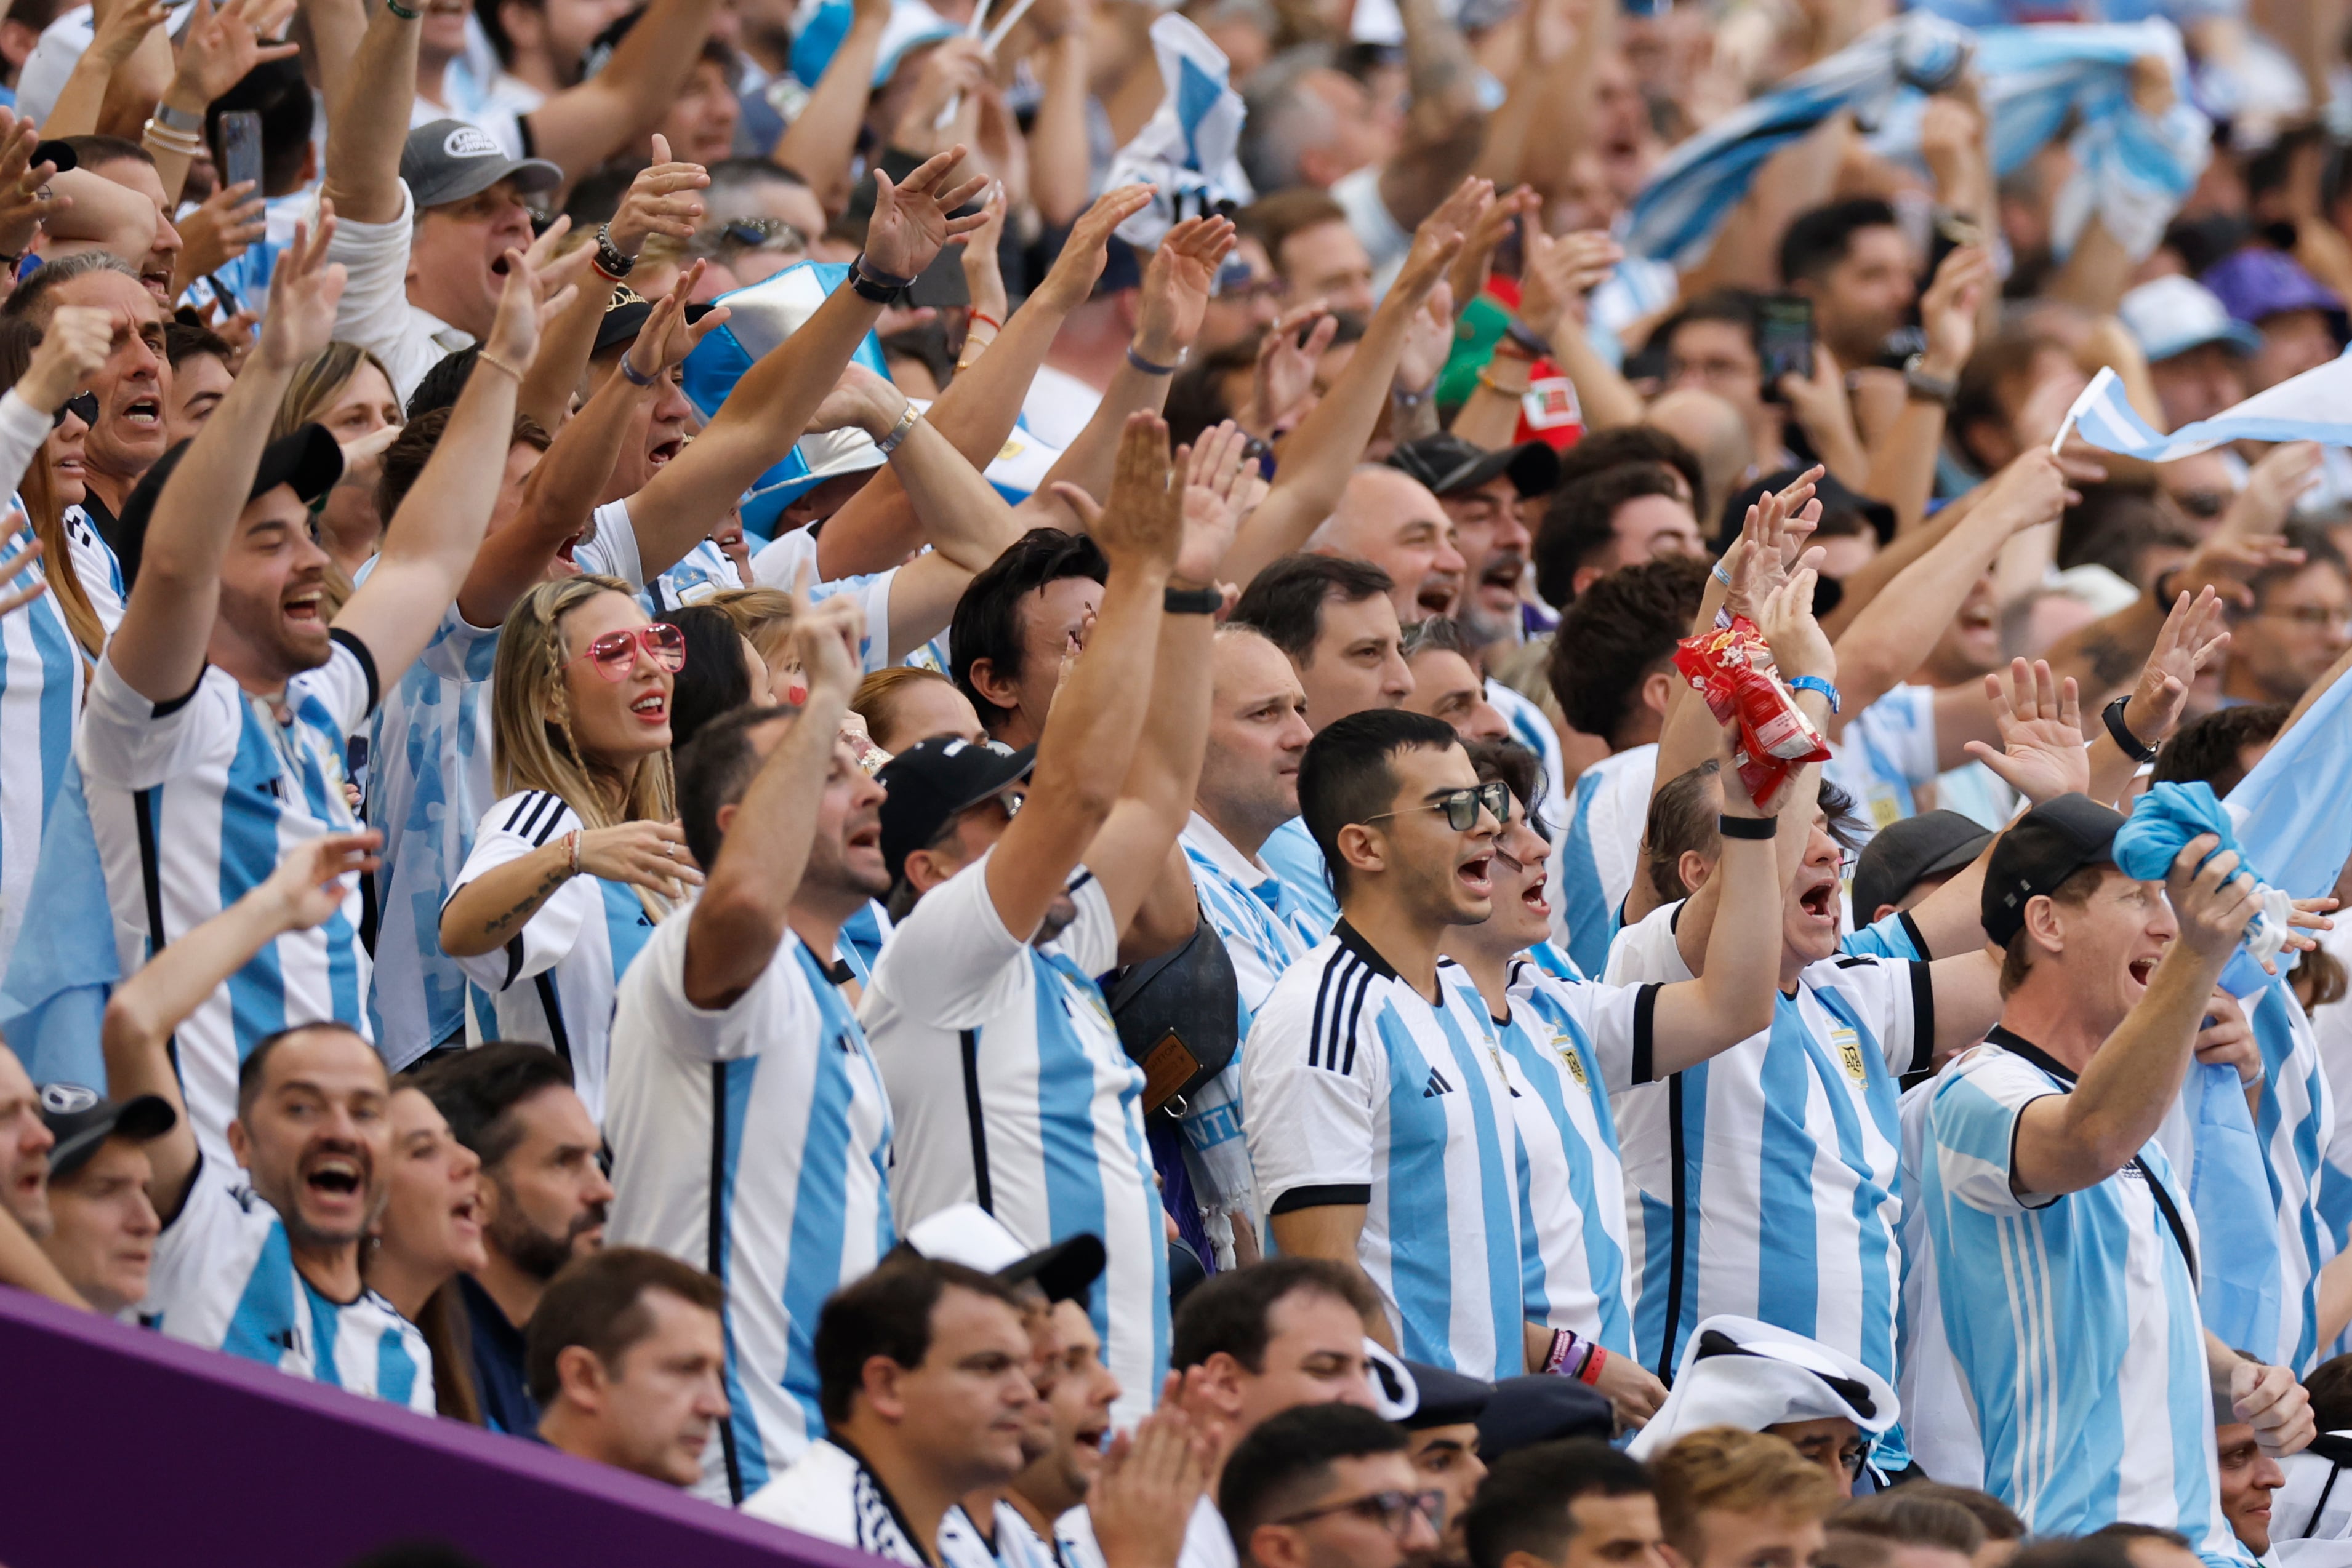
top-left (1903, 353), bottom-right (1957, 409)
top-left (155, 101), bottom-right (204, 134)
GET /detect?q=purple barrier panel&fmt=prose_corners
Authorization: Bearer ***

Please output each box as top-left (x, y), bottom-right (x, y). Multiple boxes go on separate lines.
top-left (0, 1286), bottom-right (882, 1568)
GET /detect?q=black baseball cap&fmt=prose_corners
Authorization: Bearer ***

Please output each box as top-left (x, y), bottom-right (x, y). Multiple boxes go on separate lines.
top-left (896, 1201), bottom-right (1107, 1306)
top-left (875, 736), bottom-right (1036, 884)
top-left (1852, 809), bottom-right (1994, 923)
top-left (590, 284), bottom-right (715, 357)
top-left (400, 119), bottom-right (562, 210)
top-left (115, 424), bottom-right (344, 554)
top-left (1402, 1361), bottom-right (1495, 1430)
top-left (38, 1082), bottom-right (175, 1182)
top-left (31, 140), bottom-right (74, 175)
top-left (1981, 794), bottom-right (2127, 948)
top-left (1474, 1374), bottom-right (1613, 1459)
top-left (1386, 433), bottom-right (1559, 500)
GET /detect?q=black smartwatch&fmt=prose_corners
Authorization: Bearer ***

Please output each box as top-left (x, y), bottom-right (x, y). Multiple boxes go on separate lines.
top-left (2103, 694), bottom-right (2158, 764)
top-left (1164, 586), bottom-right (1221, 615)
top-left (848, 252), bottom-right (912, 304)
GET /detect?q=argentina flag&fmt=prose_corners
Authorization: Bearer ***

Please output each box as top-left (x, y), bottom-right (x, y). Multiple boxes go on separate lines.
top-left (0, 756), bottom-right (122, 1090)
top-left (2062, 353), bottom-right (2352, 465)
top-left (1102, 13), bottom-right (1253, 250)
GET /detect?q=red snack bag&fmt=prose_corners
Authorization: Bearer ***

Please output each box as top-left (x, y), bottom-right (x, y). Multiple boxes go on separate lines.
top-left (1671, 615), bottom-right (1831, 806)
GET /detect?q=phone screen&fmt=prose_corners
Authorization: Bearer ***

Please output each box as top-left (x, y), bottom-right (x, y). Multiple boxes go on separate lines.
top-left (1755, 294), bottom-right (1815, 395)
top-left (219, 110), bottom-right (263, 195)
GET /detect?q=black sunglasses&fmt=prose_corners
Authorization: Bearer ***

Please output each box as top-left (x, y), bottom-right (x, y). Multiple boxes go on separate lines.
top-left (52, 391), bottom-right (97, 428)
top-left (1362, 781), bottom-right (1509, 833)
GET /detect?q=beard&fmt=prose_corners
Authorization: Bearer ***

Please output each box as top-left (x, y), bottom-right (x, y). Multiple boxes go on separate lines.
top-left (489, 1175), bottom-right (606, 1282)
top-left (218, 576), bottom-right (333, 679)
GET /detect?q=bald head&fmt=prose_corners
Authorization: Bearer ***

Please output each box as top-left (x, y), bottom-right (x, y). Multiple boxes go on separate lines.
top-left (1310, 466), bottom-right (1464, 626)
top-left (1645, 388), bottom-right (1750, 530)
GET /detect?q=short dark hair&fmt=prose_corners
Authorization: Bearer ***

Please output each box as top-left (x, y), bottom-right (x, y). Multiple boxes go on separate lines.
top-left (1534, 465), bottom-right (1694, 610)
top-left (406, 346), bottom-right (481, 420)
top-left (1552, 425), bottom-right (1705, 512)
top-left (949, 529), bottom-right (1108, 732)
top-left (163, 321), bottom-right (231, 370)
top-left (2151, 702), bottom-right (2290, 796)
top-left (1464, 737), bottom-right (1550, 841)
top-left (1778, 198), bottom-right (1901, 288)
top-left (206, 58), bottom-right (314, 196)
top-left (524, 1247), bottom-right (724, 1406)
top-left (236, 1022), bottom-right (374, 1119)
top-left (1647, 290), bottom-right (1760, 366)
top-left (674, 702), bottom-right (798, 871)
top-left (814, 1255), bottom-right (1027, 1426)
top-left (1644, 759), bottom-right (1723, 903)
top-left (1230, 554), bottom-right (1395, 664)
top-left (2005, 1542), bottom-right (2133, 1568)
top-left (60, 134), bottom-right (151, 172)
top-left (1547, 553), bottom-right (1710, 742)
top-left (656, 605), bottom-right (758, 751)
top-left (1170, 1256), bottom-right (1381, 1372)
top-left (1298, 708), bottom-right (1462, 901)
top-left (377, 408), bottom-right (549, 520)
top-left (1238, 188), bottom-right (1351, 268)
top-left (407, 1041), bottom-right (579, 1169)
top-left (1464, 1439), bottom-right (1653, 1568)
top-left (2249, 524), bottom-right (2351, 609)
top-left (1219, 1402), bottom-right (1408, 1556)
top-left (2308, 1353), bottom-right (2352, 1431)
top-left (1827, 1492), bottom-right (1986, 1556)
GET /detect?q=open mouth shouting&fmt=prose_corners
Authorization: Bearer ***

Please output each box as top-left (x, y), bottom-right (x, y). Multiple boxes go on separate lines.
top-left (647, 436), bottom-right (685, 470)
top-left (284, 585), bottom-right (326, 628)
top-left (630, 689), bottom-right (669, 724)
top-left (1417, 574), bottom-right (1461, 620)
top-left (300, 1145), bottom-right (371, 1217)
top-left (121, 394), bottom-right (163, 433)
top-left (1477, 555), bottom-right (1523, 613)
top-left (1794, 868), bottom-right (1840, 931)
top-left (1456, 851), bottom-right (1494, 902)
top-left (2125, 954), bottom-right (2158, 993)
top-left (450, 1188), bottom-right (482, 1241)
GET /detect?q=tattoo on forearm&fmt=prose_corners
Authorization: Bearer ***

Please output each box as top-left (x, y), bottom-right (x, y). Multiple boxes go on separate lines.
top-left (482, 863), bottom-right (569, 937)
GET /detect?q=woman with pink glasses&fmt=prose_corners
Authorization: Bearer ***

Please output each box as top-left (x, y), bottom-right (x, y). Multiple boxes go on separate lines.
top-left (439, 574), bottom-right (704, 1122)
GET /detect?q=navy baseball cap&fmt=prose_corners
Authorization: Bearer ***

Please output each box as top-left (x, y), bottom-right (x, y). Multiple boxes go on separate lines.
top-left (875, 736), bottom-right (1035, 885)
top-left (1981, 794), bottom-right (2127, 948)
top-left (38, 1082), bottom-right (175, 1183)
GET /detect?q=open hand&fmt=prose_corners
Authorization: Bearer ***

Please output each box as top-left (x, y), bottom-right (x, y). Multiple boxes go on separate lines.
top-left (1134, 213), bottom-right (1237, 361)
top-left (864, 145), bottom-right (991, 281)
top-left (1055, 412), bottom-right (1181, 578)
top-left (1964, 658), bottom-right (2087, 804)
top-left (606, 135), bottom-right (710, 260)
top-left (2122, 587), bottom-right (2230, 746)
top-left (263, 830), bottom-right (382, 930)
top-left (629, 258), bottom-right (730, 380)
top-left (256, 204), bottom-right (347, 372)
top-left (1174, 420), bottom-right (1251, 586)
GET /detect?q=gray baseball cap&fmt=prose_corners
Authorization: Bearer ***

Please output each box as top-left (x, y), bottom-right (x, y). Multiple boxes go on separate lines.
top-left (400, 120), bottom-right (562, 210)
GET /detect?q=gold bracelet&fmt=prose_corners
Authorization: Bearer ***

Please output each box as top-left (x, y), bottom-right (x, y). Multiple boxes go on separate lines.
top-left (1475, 367), bottom-right (1528, 398)
top-left (476, 348), bottom-right (526, 381)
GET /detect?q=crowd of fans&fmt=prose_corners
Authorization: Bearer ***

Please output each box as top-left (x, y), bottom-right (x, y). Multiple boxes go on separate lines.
top-left (7, 0), bottom-right (2352, 1561)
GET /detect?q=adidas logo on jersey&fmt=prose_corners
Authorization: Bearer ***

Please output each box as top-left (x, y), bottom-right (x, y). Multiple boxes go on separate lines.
top-left (1423, 1067), bottom-right (1454, 1098)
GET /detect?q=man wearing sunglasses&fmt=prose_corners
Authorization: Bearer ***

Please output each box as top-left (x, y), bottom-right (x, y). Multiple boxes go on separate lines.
top-left (1240, 705), bottom-right (1784, 1381)
top-left (1221, 1402), bottom-right (1442, 1568)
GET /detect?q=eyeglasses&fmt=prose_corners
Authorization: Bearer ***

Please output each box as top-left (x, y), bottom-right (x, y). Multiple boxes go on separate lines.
top-left (566, 622), bottom-right (688, 681)
top-left (718, 217), bottom-right (808, 254)
top-left (1275, 1489), bottom-right (1446, 1536)
top-left (2260, 604), bottom-right (2352, 630)
top-left (52, 391), bottom-right (96, 429)
top-left (1362, 781), bottom-right (1509, 833)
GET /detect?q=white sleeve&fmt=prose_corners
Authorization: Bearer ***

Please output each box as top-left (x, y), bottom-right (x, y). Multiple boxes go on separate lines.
top-left (321, 182), bottom-right (451, 403)
top-left (0, 390), bottom-right (54, 500)
top-left (75, 653), bottom-right (224, 790)
top-left (446, 792), bottom-right (591, 990)
top-left (867, 853), bottom-right (1034, 1028)
top-left (1242, 965), bottom-right (1387, 1211)
top-left (1930, 1050), bottom-right (2064, 1215)
top-left (626, 902), bottom-right (821, 1062)
top-left (1533, 970), bottom-right (1664, 1095)
top-left (809, 568), bottom-right (899, 672)
top-left (292, 631), bottom-right (380, 737)
top-left (572, 498), bottom-right (645, 590)
top-left (1811, 954), bottom-right (1932, 1075)
top-left (1602, 900), bottom-right (1695, 985)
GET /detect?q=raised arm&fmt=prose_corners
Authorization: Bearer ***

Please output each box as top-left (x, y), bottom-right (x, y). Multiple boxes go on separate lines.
top-left (105, 212), bottom-right (343, 703)
top-left (149, 0), bottom-right (300, 207)
top-left (2009, 838), bottom-right (2260, 1198)
top-left (316, 0), bottom-right (419, 225)
top-left (624, 148), bottom-right (989, 577)
top-left (1860, 244), bottom-right (1988, 538)
top-left (1219, 180), bottom-right (1485, 586)
top-left (1648, 580), bottom-right (1821, 1070)
top-left (102, 833), bottom-right (377, 1219)
top-left (334, 252), bottom-right (566, 684)
top-left (520, 0), bottom-right (726, 182)
top-left (1378, 0), bottom-right (1486, 233)
top-left (43, 0), bottom-right (169, 138)
top-left (772, 0), bottom-right (889, 210)
top-left (982, 414), bottom-right (1178, 942)
top-left (681, 592), bottom-right (865, 1009)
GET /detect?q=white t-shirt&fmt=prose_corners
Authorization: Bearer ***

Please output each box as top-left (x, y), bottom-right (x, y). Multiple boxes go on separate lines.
top-left (861, 854), bottom-right (1168, 1430)
top-left (76, 638), bottom-right (377, 1166)
top-left (140, 1156), bottom-right (434, 1410)
top-left (606, 903), bottom-right (896, 1503)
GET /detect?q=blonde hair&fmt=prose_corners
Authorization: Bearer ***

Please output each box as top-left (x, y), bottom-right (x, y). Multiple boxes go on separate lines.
top-left (0, 320), bottom-right (105, 660)
top-left (491, 577), bottom-right (678, 914)
top-left (1652, 1427), bottom-right (1840, 1558)
top-left (705, 585), bottom-right (797, 666)
top-left (272, 343), bottom-right (398, 621)
top-left (853, 666), bottom-right (958, 751)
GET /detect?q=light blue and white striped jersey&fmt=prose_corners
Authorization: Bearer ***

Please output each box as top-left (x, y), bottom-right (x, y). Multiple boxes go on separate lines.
top-left (606, 907), bottom-right (894, 1503)
top-left (365, 604), bottom-right (499, 1068)
top-left (139, 1158), bottom-right (433, 1410)
top-left (1824, 684), bottom-right (1939, 840)
top-left (2247, 975), bottom-right (2335, 1375)
top-left (448, 790), bottom-right (665, 1122)
top-left (1843, 910), bottom-right (1930, 962)
top-left (1181, 812), bottom-right (1318, 1023)
top-left (0, 512), bottom-right (84, 976)
top-left (1469, 958), bottom-right (1655, 1354)
top-left (1897, 1068), bottom-right (1981, 1487)
top-left (861, 855), bottom-right (1169, 1430)
top-left (63, 503), bottom-right (125, 632)
top-left (1552, 745), bottom-right (1656, 978)
top-left (1923, 1033), bottom-right (2250, 1562)
top-left (941, 1502), bottom-right (1060, 1568)
top-left (76, 639), bottom-right (377, 1166)
top-left (1258, 816), bottom-right (1339, 942)
top-left (1487, 680), bottom-right (1571, 842)
top-left (1608, 908), bottom-right (1927, 1408)
top-left (1242, 926), bottom-right (1530, 1378)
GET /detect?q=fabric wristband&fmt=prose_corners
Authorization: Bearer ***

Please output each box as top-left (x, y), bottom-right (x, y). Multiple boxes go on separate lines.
top-left (1718, 814), bottom-right (1776, 841)
top-left (1163, 586), bottom-right (1221, 615)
